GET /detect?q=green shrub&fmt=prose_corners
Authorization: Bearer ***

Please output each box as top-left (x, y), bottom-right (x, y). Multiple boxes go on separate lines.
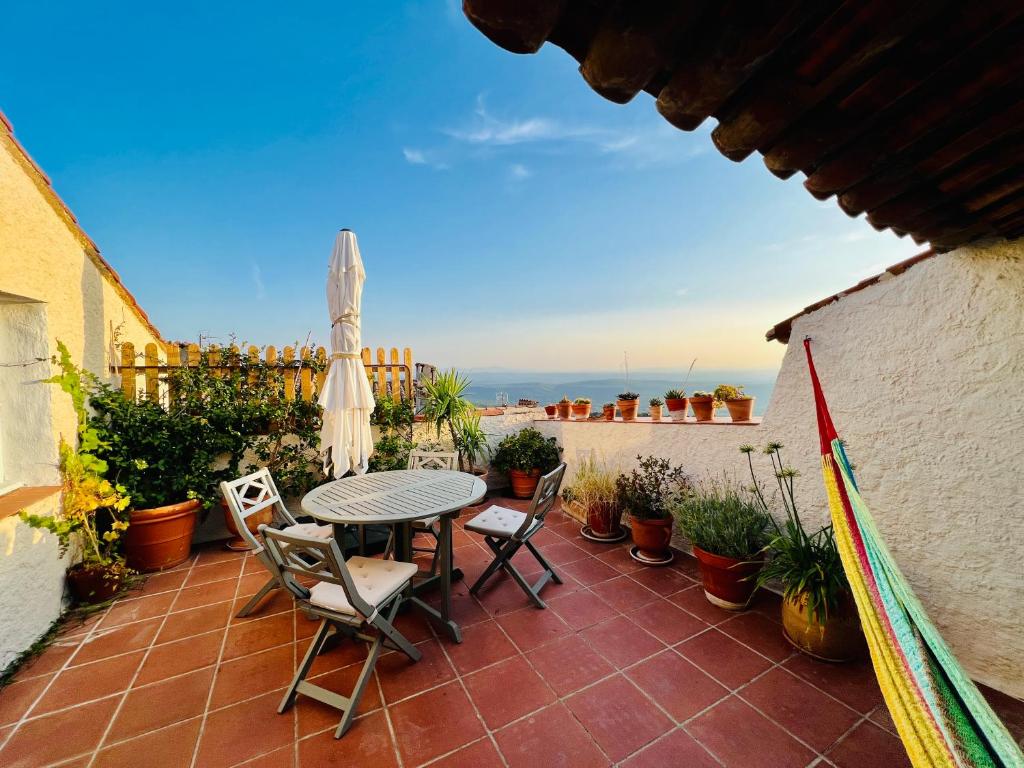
top-left (615, 455), bottom-right (688, 521)
top-left (672, 478), bottom-right (770, 559)
top-left (491, 428), bottom-right (561, 474)
top-left (664, 389), bottom-right (685, 400)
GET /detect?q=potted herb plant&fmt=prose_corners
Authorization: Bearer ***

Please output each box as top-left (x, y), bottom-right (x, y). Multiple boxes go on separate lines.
top-left (571, 397), bottom-right (592, 420)
top-left (616, 391), bottom-right (640, 422)
top-left (649, 397), bottom-right (664, 421)
top-left (744, 443), bottom-right (863, 661)
top-left (556, 395), bottom-right (572, 420)
top-left (664, 389), bottom-right (689, 421)
top-left (573, 455), bottom-right (625, 541)
top-left (19, 343), bottom-right (131, 603)
top-left (601, 402), bottom-right (615, 421)
top-left (714, 384), bottom-right (755, 422)
top-left (491, 427), bottom-right (562, 498)
top-left (616, 455), bottom-right (688, 564)
top-left (672, 477), bottom-right (771, 609)
top-left (544, 404), bottom-right (557, 419)
top-left (689, 390), bottom-right (717, 422)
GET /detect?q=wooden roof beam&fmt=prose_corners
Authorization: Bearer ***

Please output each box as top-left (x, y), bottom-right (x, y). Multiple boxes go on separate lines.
top-left (462, 0), bottom-right (568, 54)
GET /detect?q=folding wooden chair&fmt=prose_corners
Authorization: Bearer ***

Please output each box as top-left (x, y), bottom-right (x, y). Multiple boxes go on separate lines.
top-left (220, 469), bottom-right (332, 618)
top-left (465, 463), bottom-right (567, 608)
top-left (383, 449), bottom-right (459, 575)
top-left (259, 525), bottom-right (421, 738)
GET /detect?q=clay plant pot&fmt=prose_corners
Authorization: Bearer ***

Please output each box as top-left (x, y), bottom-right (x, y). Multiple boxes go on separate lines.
top-left (630, 515), bottom-right (673, 561)
top-left (586, 501), bottom-right (624, 539)
top-left (725, 397), bottom-right (755, 422)
top-left (692, 545), bottom-right (764, 610)
top-left (66, 563), bottom-right (124, 604)
top-left (782, 591), bottom-right (865, 662)
top-left (222, 498), bottom-right (272, 552)
top-left (617, 399), bottom-right (640, 422)
top-left (509, 468), bottom-right (541, 499)
top-left (665, 397), bottom-right (689, 422)
top-left (689, 396), bottom-right (716, 423)
top-left (556, 401), bottom-right (572, 420)
top-left (544, 404), bottom-right (557, 419)
top-left (125, 499), bottom-right (201, 572)
top-left (602, 404), bottom-right (615, 421)
top-left (650, 405), bottom-right (663, 421)
top-left (571, 402), bottom-right (592, 420)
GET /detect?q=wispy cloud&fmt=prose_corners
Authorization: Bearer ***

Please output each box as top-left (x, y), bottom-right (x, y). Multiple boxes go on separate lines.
top-left (250, 263), bottom-right (266, 300)
top-left (509, 163), bottom-right (532, 180)
top-left (402, 146), bottom-right (448, 170)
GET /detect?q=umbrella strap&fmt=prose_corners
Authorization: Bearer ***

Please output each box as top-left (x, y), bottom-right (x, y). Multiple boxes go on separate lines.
top-left (332, 313), bottom-right (359, 326)
top-left (331, 353), bottom-right (362, 360)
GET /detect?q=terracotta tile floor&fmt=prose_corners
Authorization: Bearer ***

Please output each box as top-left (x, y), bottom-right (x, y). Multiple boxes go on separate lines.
top-left (2, 498), bottom-right (1022, 768)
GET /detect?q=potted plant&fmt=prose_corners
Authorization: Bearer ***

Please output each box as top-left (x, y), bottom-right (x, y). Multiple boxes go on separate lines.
top-left (421, 369), bottom-right (480, 472)
top-left (544, 404), bottom-right (557, 419)
top-left (571, 397), bottom-right (592, 420)
top-left (714, 384), bottom-right (755, 422)
top-left (744, 443), bottom-right (863, 661)
top-left (664, 388), bottom-right (689, 422)
top-left (672, 478), bottom-right (771, 609)
top-left (615, 455), bottom-right (688, 564)
top-left (573, 455), bottom-right (625, 541)
top-left (19, 343), bottom-right (132, 603)
top-left (601, 402), bottom-right (615, 421)
top-left (454, 412), bottom-right (492, 477)
top-left (689, 390), bottom-right (717, 422)
top-left (616, 391), bottom-right (640, 422)
top-left (556, 395), bottom-right (572, 420)
top-left (649, 397), bottom-right (664, 421)
top-left (491, 427), bottom-right (562, 498)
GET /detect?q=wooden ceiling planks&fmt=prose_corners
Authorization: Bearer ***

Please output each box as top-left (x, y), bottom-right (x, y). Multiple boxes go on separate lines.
top-left (462, 0), bottom-right (1024, 250)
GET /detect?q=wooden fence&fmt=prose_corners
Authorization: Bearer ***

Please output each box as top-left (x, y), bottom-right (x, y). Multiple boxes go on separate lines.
top-left (114, 343), bottom-right (414, 404)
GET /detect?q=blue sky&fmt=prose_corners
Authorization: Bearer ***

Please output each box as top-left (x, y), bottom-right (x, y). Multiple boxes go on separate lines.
top-left (1, 1), bottom-right (921, 372)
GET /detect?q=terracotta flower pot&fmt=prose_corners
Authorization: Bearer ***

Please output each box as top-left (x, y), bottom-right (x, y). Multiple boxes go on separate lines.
top-left (782, 591), bottom-right (865, 662)
top-left (630, 515), bottom-right (673, 561)
top-left (586, 501), bottom-right (624, 539)
top-left (689, 396), bottom-right (716, 422)
top-left (125, 499), bottom-right (201, 572)
top-left (602, 404), bottom-right (615, 421)
top-left (692, 545), bottom-right (763, 610)
top-left (571, 403), bottom-right (592, 420)
top-left (725, 397), bottom-right (755, 422)
top-left (650, 405), bottom-right (662, 421)
top-left (617, 399), bottom-right (639, 422)
top-left (665, 397), bottom-right (689, 421)
top-left (222, 498), bottom-right (272, 551)
top-left (544, 404), bottom-right (557, 419)
top-left (66, 563), bottom-right (124, 604)
top-left (508, 468), bottom-right (541, 499)
top-left (556, 402), bottom-right (572, 420)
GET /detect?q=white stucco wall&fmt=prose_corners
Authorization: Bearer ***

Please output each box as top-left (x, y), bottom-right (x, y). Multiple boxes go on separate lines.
top-left (0, 124), bottom-right (165, 671)
top-left (533, 243), bottom-right (1023, 698)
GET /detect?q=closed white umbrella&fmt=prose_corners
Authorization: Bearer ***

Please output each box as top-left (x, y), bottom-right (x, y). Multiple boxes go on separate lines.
top-left (318, 229), bottom-right (375, 477)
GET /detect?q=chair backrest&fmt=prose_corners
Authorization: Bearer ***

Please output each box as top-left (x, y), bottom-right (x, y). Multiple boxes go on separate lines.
top-left (259, 525), bottom-right (374, 619)
top-left (407, 449), bottom-right (459, 471)
top-left (515, 462), bottom-right (567, 539)
top-left (220, 468), bottom-right (297, 552)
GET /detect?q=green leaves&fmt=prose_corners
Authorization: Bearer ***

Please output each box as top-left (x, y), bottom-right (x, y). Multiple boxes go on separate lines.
top-left (491, 428), bottom-right (561, 474)
top-left (671, 477), bottom-right (771, 557)
top-left (616, 455), bottom-right (688, 521)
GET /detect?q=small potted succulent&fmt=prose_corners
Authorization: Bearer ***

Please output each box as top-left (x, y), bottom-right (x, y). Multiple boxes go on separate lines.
top-left (664, 388), bottom-right (689, 421)
top-left (491, 427), bottom-right (563, 498)
top-left (616, 455), bottom-right (688, 564)
top-left (556, 395), bottom-right (572, 420)
top-left (672, 478), bottom-right (771, 609)
top-left (689, 390), bottom-right (717, 422)
top-left (571, 397), bottom-right (592, 420)
top-left (601, 402), bottom-right (615, 421)
top-left (544, 404), bottom-right (557, 419)
top-left (649, 397), bottom-right (664, 421)
top-left (616, 391), bottom-right (640, 422)
top-left (714, 384), bottom-right (755, 422)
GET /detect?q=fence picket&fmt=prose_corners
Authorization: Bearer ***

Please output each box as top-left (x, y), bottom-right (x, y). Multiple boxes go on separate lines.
top-left (283, 346), bottom-right (296, 401)
top-left (120, 343), bottom-right (136, 400)
top-left (389, 347), bottom-right (400, 401)
top-left (144, 343), bottom-right (160, 402)
top-left (300, 347), bottom-right (313, 402)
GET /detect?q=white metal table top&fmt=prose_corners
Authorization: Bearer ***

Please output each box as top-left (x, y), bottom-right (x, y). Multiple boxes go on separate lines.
top-left (300, 469), bottom-right (486, 525)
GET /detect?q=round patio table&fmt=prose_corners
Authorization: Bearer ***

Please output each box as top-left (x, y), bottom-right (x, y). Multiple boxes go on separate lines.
top-left (301, 469), bottom-right (486, 643)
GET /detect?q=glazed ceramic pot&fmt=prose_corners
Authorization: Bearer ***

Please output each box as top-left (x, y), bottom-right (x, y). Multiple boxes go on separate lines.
top-left (692, 545), bottom-right (763, 610)
top-left (125, 499), bottom-right (201, 572)
top-left (665, 397), bottom-right (689, 421)
top-left (782, 591), bottom-right (865, 662)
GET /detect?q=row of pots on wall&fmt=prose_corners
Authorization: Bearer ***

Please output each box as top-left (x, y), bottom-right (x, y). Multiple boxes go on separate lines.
top-left (543, 396), bottom-right (756, 423)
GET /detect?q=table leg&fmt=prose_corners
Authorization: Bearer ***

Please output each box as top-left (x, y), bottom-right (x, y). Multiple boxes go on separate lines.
top-left (408, 513), bottom-right (462, 643)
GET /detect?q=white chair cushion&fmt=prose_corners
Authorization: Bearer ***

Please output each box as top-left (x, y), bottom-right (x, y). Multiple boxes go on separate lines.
top-left (412, 515), bottom-right (440, 530)
top-left (465, 505), bottom-right (538, 539)
top-left (283, 522), bottom-right (333, 539)
top-left (307, 557), bottom-right (418, 617)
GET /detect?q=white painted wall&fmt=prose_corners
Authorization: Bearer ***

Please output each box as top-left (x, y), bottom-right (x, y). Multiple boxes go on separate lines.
top-left (531, 243), bottom-right (1023, 699)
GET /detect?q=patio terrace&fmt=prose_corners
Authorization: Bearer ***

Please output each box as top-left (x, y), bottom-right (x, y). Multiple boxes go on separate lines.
top-left (4, 496), bottom-right (1021, 768)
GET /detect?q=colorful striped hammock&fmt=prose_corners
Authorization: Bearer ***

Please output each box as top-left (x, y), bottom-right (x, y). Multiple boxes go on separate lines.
top-left (804, 339), bottom-right (1023, 768)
